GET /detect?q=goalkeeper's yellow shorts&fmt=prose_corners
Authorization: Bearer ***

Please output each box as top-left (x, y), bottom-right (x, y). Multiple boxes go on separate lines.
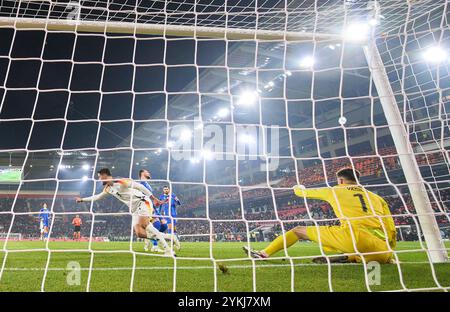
top-left (306, 225), bottom-right (393, 264)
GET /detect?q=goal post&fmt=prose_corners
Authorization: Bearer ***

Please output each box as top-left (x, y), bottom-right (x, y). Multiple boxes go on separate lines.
top-left (363, 41), bottom-right (448, 263)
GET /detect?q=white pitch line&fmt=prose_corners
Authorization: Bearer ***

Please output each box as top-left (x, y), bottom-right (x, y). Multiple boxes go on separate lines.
top-left (0, 261), bottom-right (438, 271)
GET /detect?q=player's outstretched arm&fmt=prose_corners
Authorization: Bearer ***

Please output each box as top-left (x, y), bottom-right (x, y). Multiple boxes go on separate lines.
top-left (128, 180), bottom-right (153, 197)
top-left (76, 191), bottom-right (108, 203)
top-left (293, 185), bottom-right (331, 200)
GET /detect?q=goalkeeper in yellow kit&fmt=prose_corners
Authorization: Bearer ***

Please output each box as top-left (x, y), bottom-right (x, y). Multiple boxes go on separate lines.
top-left (243, 168), bottom-right (397, 263)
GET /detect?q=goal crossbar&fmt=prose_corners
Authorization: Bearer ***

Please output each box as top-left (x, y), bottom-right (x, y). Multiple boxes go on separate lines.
top-left (0, 16), bottom-right (342, 41)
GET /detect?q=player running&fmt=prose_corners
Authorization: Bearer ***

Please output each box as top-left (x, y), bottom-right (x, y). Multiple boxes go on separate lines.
top-left (39, 203), bottom-right (50, 240)
top-left (243, 168), bottom-right (397, 264)
top-left (159, 186), bottom-right (181, 235)
top-left (72, 214), bottom-right (82, 240)
top-left (75, 168), bottom-right (180, 256)
top-left (138, 169), bottom-right (168, 253)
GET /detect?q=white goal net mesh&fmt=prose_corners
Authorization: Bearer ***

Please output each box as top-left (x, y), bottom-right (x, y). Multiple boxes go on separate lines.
top-left (0, 0), bottom-right (449, 292)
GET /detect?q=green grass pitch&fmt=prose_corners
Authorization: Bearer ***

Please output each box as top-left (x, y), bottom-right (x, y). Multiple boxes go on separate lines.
top-left (0, 241), bottom-right (449, 292)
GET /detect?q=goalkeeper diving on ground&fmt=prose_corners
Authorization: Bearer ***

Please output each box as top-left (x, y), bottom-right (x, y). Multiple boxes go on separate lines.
top-left (75, 168), bottom-right (180, 256)
top-left (243, 168), bottom-right (397, 264)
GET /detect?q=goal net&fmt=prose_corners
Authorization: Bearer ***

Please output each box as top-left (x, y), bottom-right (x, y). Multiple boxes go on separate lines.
top-left (0, 0), bottom-right (449, 292)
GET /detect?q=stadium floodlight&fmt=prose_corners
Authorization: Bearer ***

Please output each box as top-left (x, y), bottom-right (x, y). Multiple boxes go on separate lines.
top-left (237, 90), bottom-right (258, 105)
top-left (82, 175), bottom-right (88, 182)
top-left (368, 18), bottom-right (379, 26)
top-left (179, 129), bottom-right (192, 141)
top-left (299, 56), bottom-right (315, 68)
top-left (343, 22), bottom-right (370, 41)
top-left (338, 116), bottom-right (347, 125)
top-left (201, 149), bottom-right (213, 160)
top-left (217, 107), bottom-right (229, 118)
top-left (423, 46), bottom-right (447, 63)
top-left (82, 164), bottom-right (90, 170)
top-left (190, 157), bottom-right (200, 164)
top-left (239, 133), bottom-right (255, 144)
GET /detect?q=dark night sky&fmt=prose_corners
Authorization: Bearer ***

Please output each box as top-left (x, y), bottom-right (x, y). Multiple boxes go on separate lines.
top-left (0, 27), bottom-right (378, 151)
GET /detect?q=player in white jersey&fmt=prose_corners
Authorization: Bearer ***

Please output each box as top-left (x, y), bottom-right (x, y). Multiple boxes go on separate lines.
top-left (75, 168), bottom-right (180, 255)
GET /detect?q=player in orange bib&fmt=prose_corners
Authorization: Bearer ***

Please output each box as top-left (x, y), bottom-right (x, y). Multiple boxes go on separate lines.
top-left (243, 168), bottom-right (397, 264)
top-left (72, 215), bottom-right (82, 240)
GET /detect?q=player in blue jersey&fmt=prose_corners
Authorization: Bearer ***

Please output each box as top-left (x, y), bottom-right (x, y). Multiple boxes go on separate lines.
top-left (138, 169), bottom-right (168, 253)
top-left (159, 186), bottom-right (181, 235)
top-left (39, 203), bottom-right (50, 240)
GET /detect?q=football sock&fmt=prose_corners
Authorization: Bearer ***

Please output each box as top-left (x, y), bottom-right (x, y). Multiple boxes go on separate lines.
top-left (263, 230), bottom-right (299, 256)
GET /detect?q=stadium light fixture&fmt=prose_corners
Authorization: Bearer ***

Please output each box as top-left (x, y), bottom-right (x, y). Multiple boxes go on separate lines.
top-left (190, 157), bottom-right (200, 164)
top-left (338, 116), bottom-right (347, 125)
top-left (179, 129), bottom-right (192, 141)
top-left (217, 107), bottom-right (229, 118)
top-left (299, 56), bottom-right (315, 68)
top-left (237, 90), bottom-right (258, 105)
top-left (201, 149), bottom-right (213, 160)
top-left (368, 18), bottom-right (379, 26)
top-left (343, 22), bottom-right (370, 42)
top-left (239, 133), bottom-right (255, 144)
top-left (82, 175), bottom-right (89, 182)
top-left (82, 164), bottom-right (90, 170)
top-left (423, 46), bottom-right (447, 63)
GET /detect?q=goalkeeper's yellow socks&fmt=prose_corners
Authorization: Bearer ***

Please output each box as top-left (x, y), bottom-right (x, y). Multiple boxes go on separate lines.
top-left (262, 230), bottom-right (299, 257)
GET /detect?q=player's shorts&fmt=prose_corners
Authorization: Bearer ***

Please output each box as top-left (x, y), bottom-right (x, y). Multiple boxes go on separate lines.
top-left (40, 220), bottom-right (49, 230)
top-left (131, 201), bottom-right (152, 226)
top-left (74, 226), bottom-right (81, 232)
top-left (306, 225), bottom-right (393, 264)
